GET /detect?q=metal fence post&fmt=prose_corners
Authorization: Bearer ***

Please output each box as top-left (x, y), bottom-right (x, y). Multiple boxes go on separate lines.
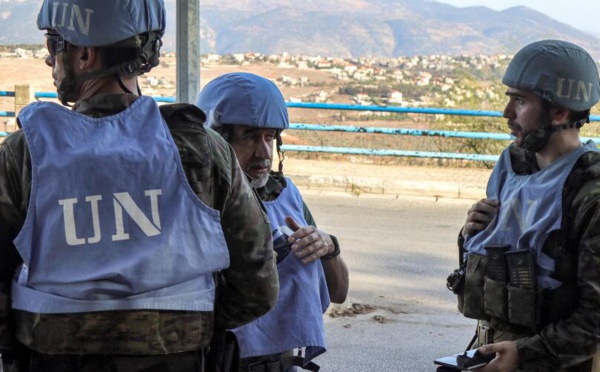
top-left (15, 84), bottom-right (34, 115)
top-left (7, 84), bottom-right (34, 132)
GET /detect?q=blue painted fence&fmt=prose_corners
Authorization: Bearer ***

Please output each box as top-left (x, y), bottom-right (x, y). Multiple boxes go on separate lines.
top-left (282, 103), bottom-right (600, 161)
top-left (0, 91), bottom-right (16, 118)
top-left (3, 92), bottom-right (600, 162)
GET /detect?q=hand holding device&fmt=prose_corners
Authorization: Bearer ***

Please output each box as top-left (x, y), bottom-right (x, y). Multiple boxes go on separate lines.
top-left (434, 349), bottom-right (495, 370)
top-left (272, 226), bottom-right (294, 263)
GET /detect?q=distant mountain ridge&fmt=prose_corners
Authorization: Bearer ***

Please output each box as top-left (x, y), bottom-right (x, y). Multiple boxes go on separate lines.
top-left (2, 0), bottom-right (600, 59)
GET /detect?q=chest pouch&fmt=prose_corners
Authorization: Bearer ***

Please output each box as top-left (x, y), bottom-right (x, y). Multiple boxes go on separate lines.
top-left (506, 249), bottom-right (539, 328)
top-left (483, 245), bottom-right (510, 320)
top-left (462, 253), bottom-right (489, 320)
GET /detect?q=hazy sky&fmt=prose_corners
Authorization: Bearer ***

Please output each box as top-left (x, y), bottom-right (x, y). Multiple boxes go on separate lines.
top-left (435, 0), bottom-right (600, 36)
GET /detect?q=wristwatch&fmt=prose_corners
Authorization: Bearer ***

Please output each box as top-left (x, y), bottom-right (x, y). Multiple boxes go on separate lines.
top-left (321, 235), bottom-right (340, 260)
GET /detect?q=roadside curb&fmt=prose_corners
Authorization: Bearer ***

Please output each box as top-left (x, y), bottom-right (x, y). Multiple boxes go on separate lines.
top-left (288, 173), bottom-right (487, 200)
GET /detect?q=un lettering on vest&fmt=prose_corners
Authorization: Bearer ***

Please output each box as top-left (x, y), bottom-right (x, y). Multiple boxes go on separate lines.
top-left (556, 78), bottom-right (594, 102)
top-left (58, 189), bottom-right (162, 246)
top-left (51, 2), bottom-right (94, 36)
top-left (496, 198), bottom-right (539, 233)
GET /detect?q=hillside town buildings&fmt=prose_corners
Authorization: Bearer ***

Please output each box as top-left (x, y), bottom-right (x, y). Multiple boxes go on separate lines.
top-left (1, 45), bottom-right (516, 125)
top-left (199, 51), bottom-right (511, 108)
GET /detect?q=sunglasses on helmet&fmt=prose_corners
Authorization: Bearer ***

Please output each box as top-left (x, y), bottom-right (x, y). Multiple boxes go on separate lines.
top-left (45, 33), bottom-right (67, 57)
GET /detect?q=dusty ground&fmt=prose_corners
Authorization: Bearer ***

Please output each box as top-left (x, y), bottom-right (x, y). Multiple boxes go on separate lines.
top-left (300, 190), bottom-right (477, 371)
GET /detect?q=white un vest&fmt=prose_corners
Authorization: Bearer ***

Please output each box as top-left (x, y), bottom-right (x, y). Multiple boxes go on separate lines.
top-left (12, 97), bottom-right (229, 313)
top-left (232, 178), bottom-right (330, 362)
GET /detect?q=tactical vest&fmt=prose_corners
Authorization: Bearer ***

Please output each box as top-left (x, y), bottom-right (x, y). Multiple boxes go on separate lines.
top-left (232, 178), bottom-right (330, 363)
top-left (461, 142), bottom-right (599, 330)
top-left (12, 97), bottom-right (230, 313)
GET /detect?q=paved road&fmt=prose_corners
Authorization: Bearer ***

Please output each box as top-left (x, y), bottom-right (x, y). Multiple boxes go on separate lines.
top-left (299, 188), bottom-right (478, 372)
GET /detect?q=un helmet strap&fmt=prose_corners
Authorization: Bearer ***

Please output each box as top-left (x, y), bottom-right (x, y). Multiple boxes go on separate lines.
top-left (276, 131), bottom-right (285, 173)
top-left (275, 131), bottom-right (287, 187)
top-left (520, 125), bottom-right (552, 153)
top-left (520, 100), bottom-right (554, 153)
top-left (56, 46), bottom-right (77, 106)
top-left (57, 62), bottom-right (133, 105)
top-left (521, 118), bottom-right (588, 153)
top-left (56, 33), bottom-right (162, 104)
top-left (550, 118), bottom-right (588, 131)
top-left (114, 74), bottom-right (136, 95)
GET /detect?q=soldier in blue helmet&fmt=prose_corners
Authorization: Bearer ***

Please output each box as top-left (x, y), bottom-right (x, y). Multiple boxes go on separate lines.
top-left (446, 40), bottom-right (600, 371)
top-left (197, 72), bottom-right (349, 372)
top-left (0, 1), bottom-right (278, 371)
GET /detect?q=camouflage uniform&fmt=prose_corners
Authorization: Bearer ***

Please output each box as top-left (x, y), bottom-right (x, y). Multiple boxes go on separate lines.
top-left (456, 146), bottom-right (600, 372)
top-left (0, 95), bottom-right (278, 358)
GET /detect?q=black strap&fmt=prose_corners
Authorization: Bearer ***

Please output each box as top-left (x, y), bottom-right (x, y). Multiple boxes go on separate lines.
top-left (466, 332), bottom-right (477, 350)
top-left (281, 356), bottom-right (320, 371)
top-left (29, 351), bottom-right (203, 372)
top-left (248, 355), bottom-right (320, 372)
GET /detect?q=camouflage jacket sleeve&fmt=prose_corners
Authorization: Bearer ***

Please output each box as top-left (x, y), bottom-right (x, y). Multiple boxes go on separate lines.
top-left (211, 135), bottom-right (279, 329)
top-left (515, 154), bottom-right (600, 369)
top-left (162, 104), bottom-right (278, 331)
top-left (0, 131), bottom-right (29, 354)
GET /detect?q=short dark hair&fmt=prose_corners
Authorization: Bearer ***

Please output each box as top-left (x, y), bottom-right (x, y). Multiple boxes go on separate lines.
top-left (568, 109), bottom-right (591, 123)
top-left (543, 99), bottom-right (591, 125)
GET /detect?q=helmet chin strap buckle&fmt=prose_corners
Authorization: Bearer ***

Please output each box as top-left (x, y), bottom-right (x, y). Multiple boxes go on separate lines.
top-left (521, 118), bottom-right (585, 152)
top-left (521, 128), bottom-right (551, 153)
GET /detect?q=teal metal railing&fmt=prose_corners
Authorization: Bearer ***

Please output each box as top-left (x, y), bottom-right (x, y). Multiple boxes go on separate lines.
top-left (2, 92), bottom-right (600, 162)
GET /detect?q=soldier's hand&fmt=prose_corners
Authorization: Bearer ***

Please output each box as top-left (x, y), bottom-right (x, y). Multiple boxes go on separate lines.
top-left (285, 216), bottom-right (334, 265)
top-left (474, 341), bottom-right (519, 372)
top-left (462, 198), bottom-right (499, 239)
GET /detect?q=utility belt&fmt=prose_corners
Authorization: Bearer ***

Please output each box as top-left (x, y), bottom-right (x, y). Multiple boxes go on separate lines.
top-left (243, 350), bottom-right (320, 372)
top-left (474, 320), bottom-right (528, 347)
top-left (27, 349), bottom-right (204, 372)
top-left (448, 246), bottom-right (579, 332)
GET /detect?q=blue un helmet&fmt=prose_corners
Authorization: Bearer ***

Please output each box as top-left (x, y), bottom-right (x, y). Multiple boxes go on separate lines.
top-left (502, 39), bottom-right (600, 152)
top-left (197, 72), bottom-right (289, 131)
top-left (37, 0), bottom-right (166, 104)
top-left (196, 72), bottom-right (290, 172)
